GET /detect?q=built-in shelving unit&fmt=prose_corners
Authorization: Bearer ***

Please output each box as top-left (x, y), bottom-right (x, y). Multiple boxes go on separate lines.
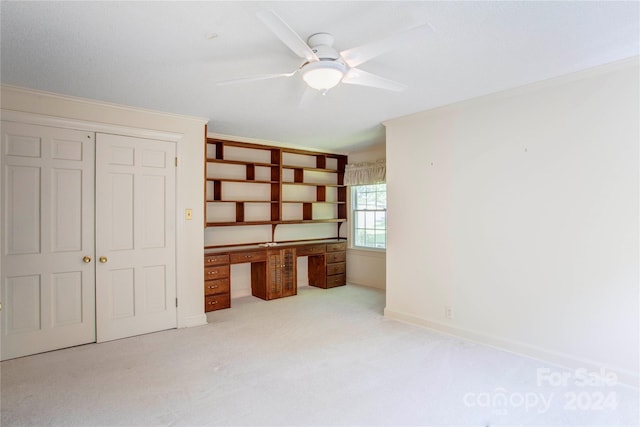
top-left (205, 138), bottom-right (347, 247)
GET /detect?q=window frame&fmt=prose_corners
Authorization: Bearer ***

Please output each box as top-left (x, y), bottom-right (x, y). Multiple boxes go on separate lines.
top-left (350, 183), bottom-right (387, 251)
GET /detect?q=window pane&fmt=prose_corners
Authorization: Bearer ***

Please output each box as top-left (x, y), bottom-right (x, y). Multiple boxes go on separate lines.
top-left (365, 230), bottom-right (376, 247)
top-left (352, 184), bottom-right (386, 249)
top-left (356, 190), bottom-right (367, 209)
top-left (366, 192), bottom-right (376, 209)
top-left (365, 211), bottom-right (375, 228)
top-left (375, 211), bottom-right (386, 228)
top-left (376, 191), bottom-right (386, 209)
top-left (356, 211), bottom-right (365, 229)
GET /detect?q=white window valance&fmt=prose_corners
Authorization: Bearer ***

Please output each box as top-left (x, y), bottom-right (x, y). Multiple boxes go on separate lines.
top-left (344, 159), bottom-right (386, 186)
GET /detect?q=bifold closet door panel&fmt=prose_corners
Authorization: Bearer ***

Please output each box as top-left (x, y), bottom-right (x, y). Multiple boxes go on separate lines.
top-left (95, 133), bottom-right (177, 343)
top-left (0, 121), bottom-right (96, 360)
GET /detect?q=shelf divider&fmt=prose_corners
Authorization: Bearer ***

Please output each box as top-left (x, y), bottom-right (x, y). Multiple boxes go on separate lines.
top-left (246, 164), bottom-right (255, 180)
top-left (215, 141), bottom-right (224, 160)
top-left (213, 180), bottom-right (222, 201)
top-left (302, 203), bottom-right (313, 221)
top-left (235, 202), bottom-right (245, 223)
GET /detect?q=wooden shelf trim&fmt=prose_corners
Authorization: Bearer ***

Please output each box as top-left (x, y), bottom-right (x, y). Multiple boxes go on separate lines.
top-left (206, 220), bottom-right (276, 227)
top-left (206, 178), bottom-right (278, 184)
top-left (204, 237), bottom-right (347, 250)
top-left (281, 182), bottom-right (345, 187)
top-left (281, 200), bottom-right (345, 204)
top-left (282, 165), bottom-right (339, 173)
top-left (207, 138), bottom-right (282, 151)
top-left (281, 147), bottom-right (346, 158)
top-left (279, 219), bottom-right (347, 224)
top-left (207, 158), bottom-right (279, 168)
top-left (207, 200), bottom-right (279, 204)
top-left (205, 218), bottom-right (347, 227)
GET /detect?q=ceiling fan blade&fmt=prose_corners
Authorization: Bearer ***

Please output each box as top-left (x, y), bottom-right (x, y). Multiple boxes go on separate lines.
top-left (298, 86), bottom-right (319, 109)
top-left (342, 68), bottom-right (407, 92)
top-left (216, 71), bottom-right (297, 86)
top-left (340, 23), bottom-right (433, 68)
top-left (257, 10), bottom-right (318, 62)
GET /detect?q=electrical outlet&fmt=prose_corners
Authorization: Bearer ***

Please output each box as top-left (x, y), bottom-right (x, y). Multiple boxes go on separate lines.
top-left (445, 306), bottom-right (453, 319)
top-left (185, 209), bottom-right (193, 220)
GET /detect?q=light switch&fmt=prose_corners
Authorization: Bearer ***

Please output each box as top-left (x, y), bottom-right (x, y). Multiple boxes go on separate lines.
top-left (185, 209), bottom-right (193, 220)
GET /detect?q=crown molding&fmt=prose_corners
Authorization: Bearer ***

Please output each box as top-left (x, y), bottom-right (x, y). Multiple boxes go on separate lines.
top-left (1, 84), bottom-right (209, 125)
top-left (1, 109), bottom-right (185, 142)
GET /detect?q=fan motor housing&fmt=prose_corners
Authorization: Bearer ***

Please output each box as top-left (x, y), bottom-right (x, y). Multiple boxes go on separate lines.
top-left (308, 33), bottom-right (340, 60)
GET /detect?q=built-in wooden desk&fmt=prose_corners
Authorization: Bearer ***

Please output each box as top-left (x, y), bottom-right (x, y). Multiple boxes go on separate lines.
top-left (204, 239), bottom-right (346, 312)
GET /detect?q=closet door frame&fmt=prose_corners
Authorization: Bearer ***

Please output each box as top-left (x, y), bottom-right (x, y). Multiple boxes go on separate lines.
top-left (0, 110), bottom-right (186, 358)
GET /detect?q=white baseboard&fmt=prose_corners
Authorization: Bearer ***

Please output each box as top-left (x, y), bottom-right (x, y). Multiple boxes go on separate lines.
top-left (231, 289), bottom-right (252, 299)
top-left (178, 313), bottom-right (208, 328)
top-left (346, 280), bottom-right (385, 290)
top-left (384, 308), bottom-right (639, 388)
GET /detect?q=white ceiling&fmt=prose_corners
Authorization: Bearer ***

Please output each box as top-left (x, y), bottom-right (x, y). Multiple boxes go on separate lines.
top-left (1, 1), bottom-right (638, 152)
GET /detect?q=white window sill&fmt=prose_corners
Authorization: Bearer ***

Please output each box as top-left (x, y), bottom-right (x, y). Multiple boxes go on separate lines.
top-left (347, 247), bottom-right (386, 257)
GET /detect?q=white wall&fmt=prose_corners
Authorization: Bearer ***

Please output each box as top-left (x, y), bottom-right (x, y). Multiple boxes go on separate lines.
top-left (1, 85), bottom-right (208, 328)
top-left (384, 58), bottom-right (639, 385)
top-left (346, 144), bottom-right (387, 290)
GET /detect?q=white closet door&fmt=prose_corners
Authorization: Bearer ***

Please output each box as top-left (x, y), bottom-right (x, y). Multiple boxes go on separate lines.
top-left (95, 133), bottom-right (177, 342)
top-left (1, 122), bottom-right (95, 360)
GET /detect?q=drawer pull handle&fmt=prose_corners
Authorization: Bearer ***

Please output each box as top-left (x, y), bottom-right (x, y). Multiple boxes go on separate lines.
top-left (208, 271), bottom-right (217, 275)
top-left (245, 255), bottom-right (252, 258)
top-left (208, 301), bottom-right (218, 305)
top-left (208, 285), bottom-right (218, 289)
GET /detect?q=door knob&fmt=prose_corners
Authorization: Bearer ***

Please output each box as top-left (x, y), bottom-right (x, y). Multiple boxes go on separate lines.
top-left (83, 256), bottom-right (92, 263)
top-left (99, 256), bottom-right (108, 263)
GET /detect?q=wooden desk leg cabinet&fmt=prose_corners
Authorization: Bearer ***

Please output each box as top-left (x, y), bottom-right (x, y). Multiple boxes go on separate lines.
top-left (251, 248), bottom-right (297, 300)
top-left (326, 242), bottom-right (347, 288)
top-left (308, 242), bottom-right (347, 289)
top-left (204, 254), bottom-right (231, 312)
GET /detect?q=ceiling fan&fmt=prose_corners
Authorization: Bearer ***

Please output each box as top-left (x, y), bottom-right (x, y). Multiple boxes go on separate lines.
top-left (217, 10), bottom-right (433, 95)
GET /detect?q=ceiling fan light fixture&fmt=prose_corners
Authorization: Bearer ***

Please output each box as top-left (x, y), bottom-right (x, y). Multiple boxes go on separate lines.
top-left (301, 61), bottom-right (346, 91)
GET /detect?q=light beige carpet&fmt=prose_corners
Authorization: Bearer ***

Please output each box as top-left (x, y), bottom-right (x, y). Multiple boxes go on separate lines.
top-left (1, 285), bottom-right (638, 426)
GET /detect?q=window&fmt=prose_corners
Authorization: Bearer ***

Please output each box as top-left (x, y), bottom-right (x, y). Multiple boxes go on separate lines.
top-left (352, 183), bottom-right (386, 249)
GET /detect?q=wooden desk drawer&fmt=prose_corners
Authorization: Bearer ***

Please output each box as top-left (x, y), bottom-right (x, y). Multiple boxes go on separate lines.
top-left (204, 254), bottom-right (229, 266)
top-left (204, 278), bottom-right (230, 296)
top-left (204, 265), bottom-right (229, 280)
top-left (230, 250), bottom-right (266, 264)
top-left (326, 274), bottom-right (346, 288)
top-left (327, 242), bottom-right (346, 252)
top-left (205, 294), bottom-right (230, 312)
top-left (326, 251), bottom-right (345, 263)
top-left (296, 244), bottom-right (326, 256)
top-left (327, 262), bottom-right (345, 276)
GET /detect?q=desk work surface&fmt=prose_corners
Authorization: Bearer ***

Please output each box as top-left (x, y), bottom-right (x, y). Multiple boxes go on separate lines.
top-left (204, 238), bottom-right (347, 255)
